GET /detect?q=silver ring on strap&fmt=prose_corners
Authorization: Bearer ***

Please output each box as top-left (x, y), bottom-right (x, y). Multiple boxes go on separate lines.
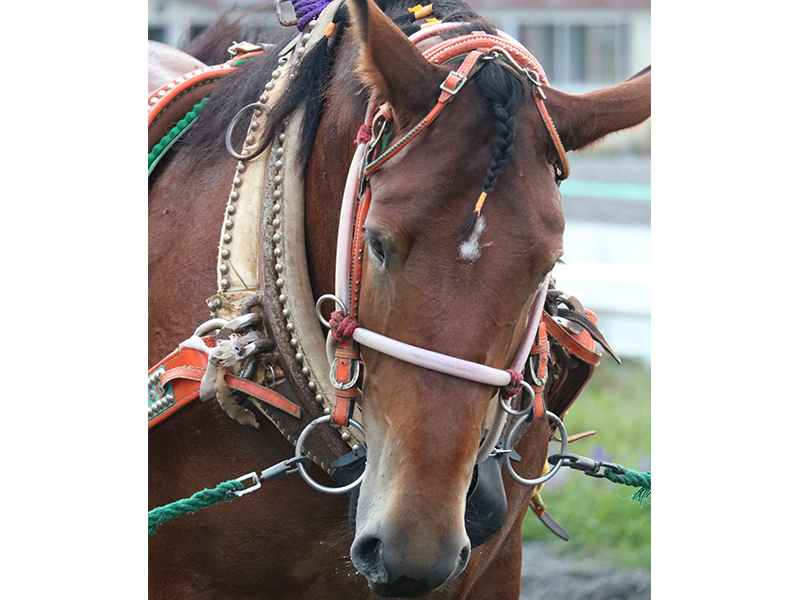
top-left (295, 416), bottom-right (366, 494)
top-left (315, 294), bottom-right (347, 328)
top-left (225, 102), bottom-right (270, 161)
top-left (193, 318), bottom-right (229, 337)
top-left (499, 380), bottom-right (535, 416)
top-left (502, 410), bottom-right (568, 486)
top-left (225, 312), bottom-right (262, 332)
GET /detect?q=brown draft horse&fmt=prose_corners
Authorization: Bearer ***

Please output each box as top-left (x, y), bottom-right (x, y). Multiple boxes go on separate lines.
top-left (148, 0), bottom-right (651, 598)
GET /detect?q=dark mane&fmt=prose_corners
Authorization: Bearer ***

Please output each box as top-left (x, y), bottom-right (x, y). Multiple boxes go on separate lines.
top-left (181, 0), bottom-right (509, 172)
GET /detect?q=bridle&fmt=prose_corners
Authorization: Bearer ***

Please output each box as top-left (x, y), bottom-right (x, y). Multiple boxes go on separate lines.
top-left (318, 28), bottom-right (572, 469)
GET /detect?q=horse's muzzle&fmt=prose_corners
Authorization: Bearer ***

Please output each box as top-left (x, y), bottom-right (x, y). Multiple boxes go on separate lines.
top-left (351, 534), bottom-right (470, 598)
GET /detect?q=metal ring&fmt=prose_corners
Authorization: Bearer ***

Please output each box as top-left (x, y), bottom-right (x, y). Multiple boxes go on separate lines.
top-left (194, 318), bottom-right (229, 337)
top-left (295, 416), bottom-right (366, 494)
top-left (499, 380), bottom-right (535, 416)
top-left (315, 294), bottom-right (347, 328)
top-left (527, 355), bottom-right (548, 387)
top-left (226, 312), bottom-right (262, 332)
top-left (502, 410), bottom-right (568, 486)
top-left (275, 0), bottom-right (298, 27)
top-left (225, 102), bottom-right (270, 161)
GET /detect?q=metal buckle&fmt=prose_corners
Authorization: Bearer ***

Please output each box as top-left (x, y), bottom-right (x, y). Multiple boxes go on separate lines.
top-left (524, 68), bottom-right (547, 99)
top-left (439, 70), bottom-right (467, 95)
top-left (330, 355), bottom-right (361, 390)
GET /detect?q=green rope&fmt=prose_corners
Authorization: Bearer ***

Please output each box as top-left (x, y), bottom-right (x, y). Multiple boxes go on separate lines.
top-left (147, 97), bottom-right (209, 174)
top-left (148, 479), bottom-right (244, 536)
top-left (604, 466), bottom-right (651, 505)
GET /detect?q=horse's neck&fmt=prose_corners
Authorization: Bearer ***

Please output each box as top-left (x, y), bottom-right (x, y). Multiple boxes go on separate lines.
top-left (304, 48), bottom-right (370, 301)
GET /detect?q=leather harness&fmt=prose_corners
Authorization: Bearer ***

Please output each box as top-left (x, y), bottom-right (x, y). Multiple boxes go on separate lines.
top-left (147, 7), bottom-right (614, 539)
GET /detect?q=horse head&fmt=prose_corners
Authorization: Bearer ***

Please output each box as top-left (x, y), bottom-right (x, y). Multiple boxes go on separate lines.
top-left (335, 1), bottom-right (651, 596)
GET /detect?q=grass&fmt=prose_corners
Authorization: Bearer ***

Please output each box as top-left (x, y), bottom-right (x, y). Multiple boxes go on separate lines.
top-left (520, 357), bottom-right (651, 570)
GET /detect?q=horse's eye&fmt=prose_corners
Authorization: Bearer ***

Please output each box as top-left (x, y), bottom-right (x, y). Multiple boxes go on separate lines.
top-left (368, 236), bottom-right (386, 265)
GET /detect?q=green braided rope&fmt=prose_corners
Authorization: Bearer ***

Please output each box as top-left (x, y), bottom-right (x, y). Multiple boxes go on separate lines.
top-left (604, 466), bottom-right (651, 505)
top-left (148, 479), bottom-right (244, 536)
top-left (147, 97), bottom-right (209, 173)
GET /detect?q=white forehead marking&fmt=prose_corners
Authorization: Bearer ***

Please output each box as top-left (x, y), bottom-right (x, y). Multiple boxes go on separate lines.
top-left (459, 215), bottom-right (491, 265)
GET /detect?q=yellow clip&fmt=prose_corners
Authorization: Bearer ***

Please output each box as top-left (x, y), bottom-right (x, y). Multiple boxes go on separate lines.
top-left (408, 4), bottom-right (423, 12)
top-left (420, 18), bottom-right (440, 28)
top-left (474, 191), bottom-right (487, 216)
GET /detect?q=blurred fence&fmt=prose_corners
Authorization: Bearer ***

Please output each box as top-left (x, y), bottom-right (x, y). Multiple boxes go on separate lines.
top-left (552, 154), bottom-right (651, 361)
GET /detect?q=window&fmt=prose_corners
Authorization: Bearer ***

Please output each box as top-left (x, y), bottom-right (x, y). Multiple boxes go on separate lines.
top-left (148, 26), bottom-right (166, 43)
top-left (519, 22), bottom-right (630, 87)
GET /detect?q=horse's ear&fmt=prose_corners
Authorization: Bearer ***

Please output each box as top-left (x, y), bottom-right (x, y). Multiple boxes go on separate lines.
top-left (545, 69), bottom-right (651, 152)
top-left (346, 0), bottom-right (443, 127)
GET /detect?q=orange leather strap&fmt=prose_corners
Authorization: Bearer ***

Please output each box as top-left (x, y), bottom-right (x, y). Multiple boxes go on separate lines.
top-left (148, 338), bottom-right (302, 429)
top-left (542, 312), bottom-right (602, 366)
top-left (147, 50), bottom-right (263, 127)
top-left (364, 49), bottom-right (485, 177)
top-left (421, 33), bottom-right (569, 180)
top-left (331, 346), bottom-right (359, 427)
top-left (529, 322), bottom-right (550, 420)
top-left (328, 185), bottom-right (373, 427)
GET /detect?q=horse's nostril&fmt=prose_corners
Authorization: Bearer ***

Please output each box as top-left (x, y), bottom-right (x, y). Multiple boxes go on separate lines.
top-left (459, 543), bottom-right (471, 568)
top-left (351, 536), bottom-right (386, 584)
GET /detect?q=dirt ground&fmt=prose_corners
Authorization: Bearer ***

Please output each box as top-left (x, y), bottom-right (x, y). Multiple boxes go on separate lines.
top-left (519, 542), bottom-right (651, 599)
